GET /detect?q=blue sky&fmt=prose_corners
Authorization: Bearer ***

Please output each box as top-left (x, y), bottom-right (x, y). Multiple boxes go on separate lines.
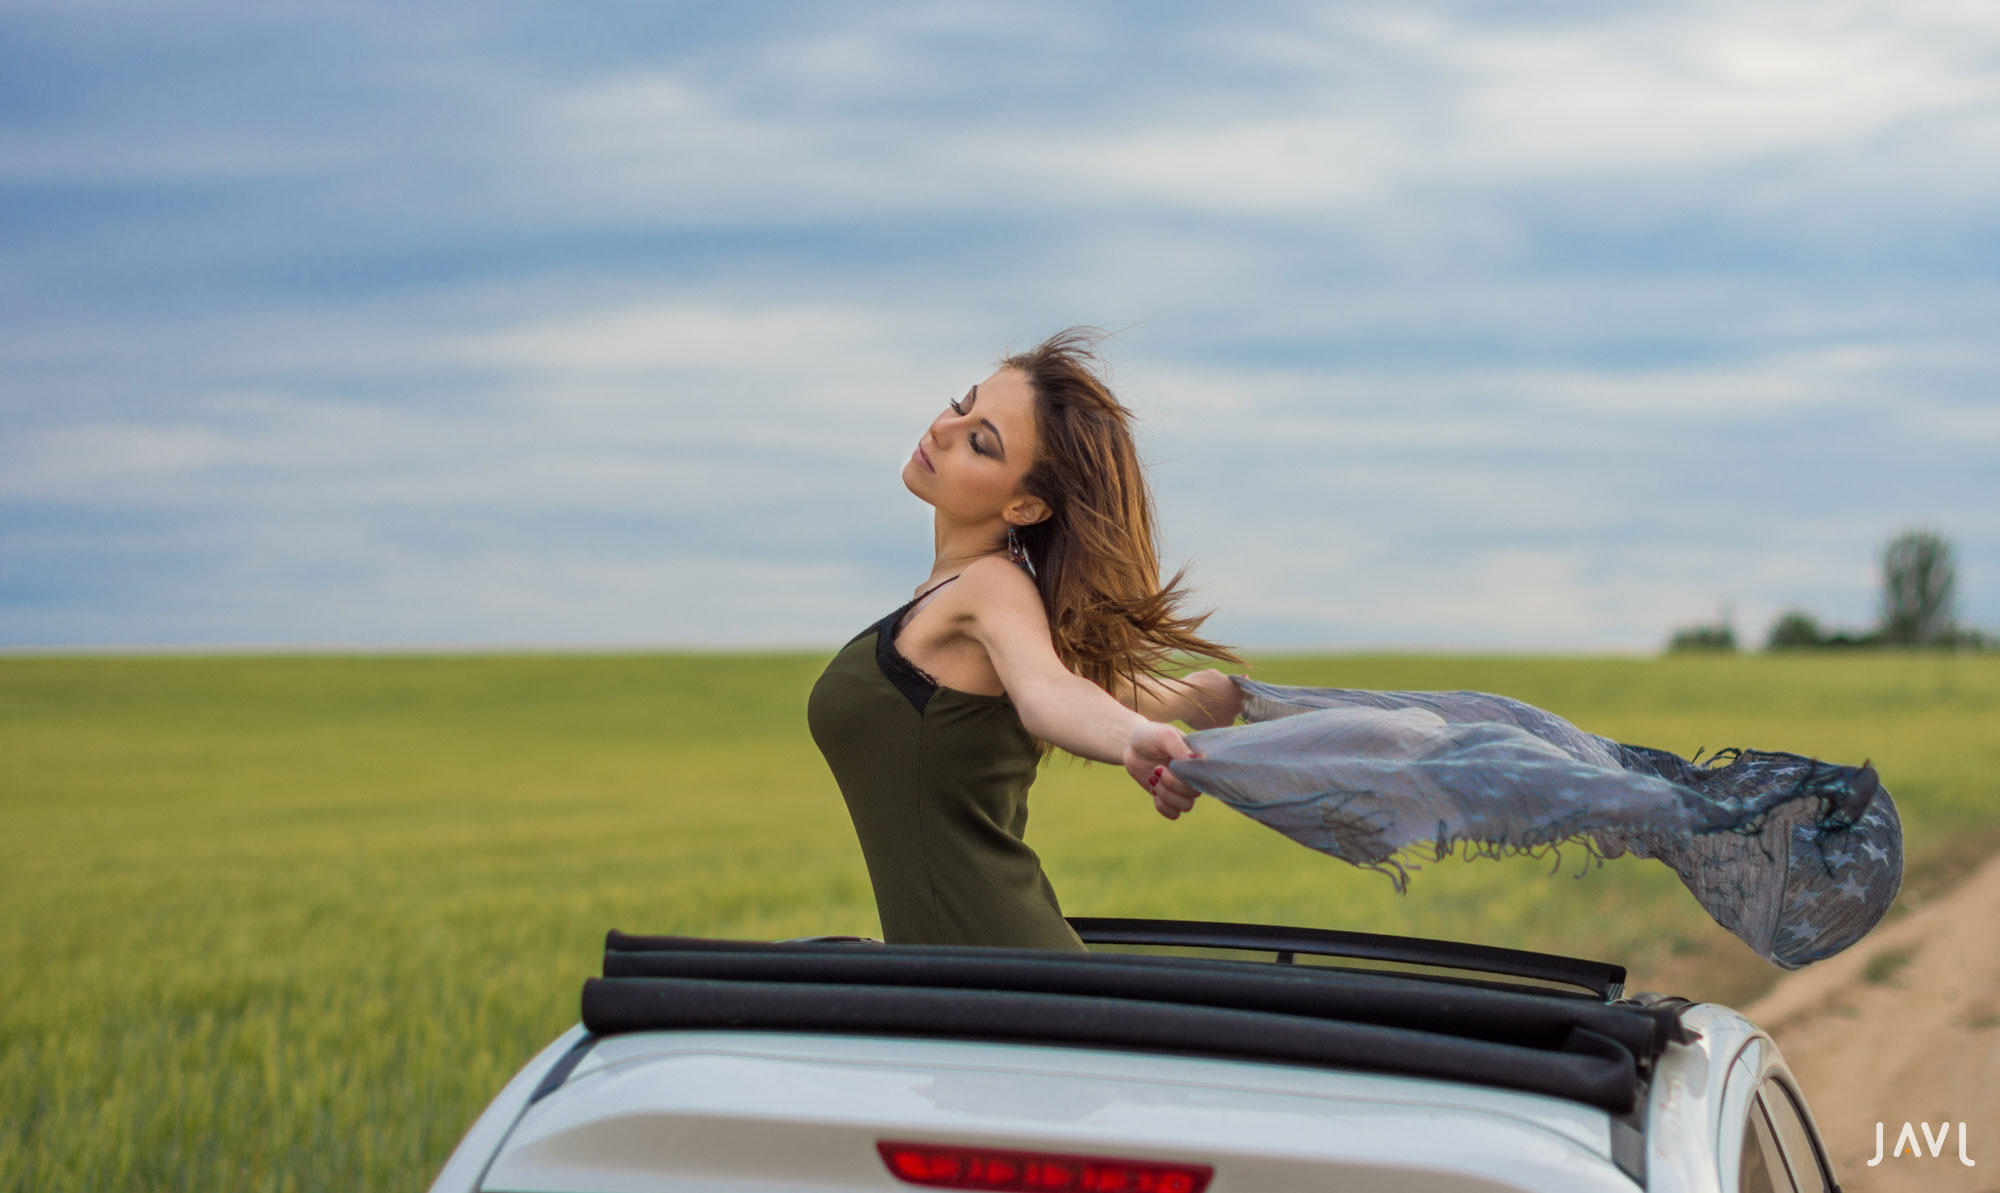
top-left (3, 0), bottom-right (1996, 650)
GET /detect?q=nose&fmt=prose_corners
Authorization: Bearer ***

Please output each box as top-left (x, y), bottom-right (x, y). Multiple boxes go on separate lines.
top-left (928, 408), bottom-right (967, 444)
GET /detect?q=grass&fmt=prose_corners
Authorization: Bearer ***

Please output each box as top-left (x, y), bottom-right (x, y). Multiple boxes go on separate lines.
top-left (1862, 944), bottom-right (1918, 986)
top-left (2, 651), bottom-right (1996, 1191)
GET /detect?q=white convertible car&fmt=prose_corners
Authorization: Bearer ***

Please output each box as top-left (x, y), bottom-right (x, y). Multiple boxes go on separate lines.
top-left (427, 919), bottom-right (1840, 1193)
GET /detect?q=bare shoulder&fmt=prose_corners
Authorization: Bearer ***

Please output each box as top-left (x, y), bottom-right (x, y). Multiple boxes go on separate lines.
top-left (954, 554), bottom-right (1039, 601)
top-left (942, 555), bottom-right (1048, 637)
top-left (960, 556), bottom-right (1040, 592)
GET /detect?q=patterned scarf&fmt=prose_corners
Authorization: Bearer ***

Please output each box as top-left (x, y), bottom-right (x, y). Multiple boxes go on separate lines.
top-left (1171, 677), bottom-right (1903, 970)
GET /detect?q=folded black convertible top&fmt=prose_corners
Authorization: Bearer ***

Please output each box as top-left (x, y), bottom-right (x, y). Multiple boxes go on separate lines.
top-left (582, 917), bottom-right (1699, 1135)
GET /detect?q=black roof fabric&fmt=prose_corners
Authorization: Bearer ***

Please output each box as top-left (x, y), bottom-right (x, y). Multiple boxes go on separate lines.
top-left (584, 933), bottom-right (1697, 1114)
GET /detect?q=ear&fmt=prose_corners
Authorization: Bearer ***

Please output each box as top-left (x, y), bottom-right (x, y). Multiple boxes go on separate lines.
top-left (1004, 495), bottom-right (1052, 528)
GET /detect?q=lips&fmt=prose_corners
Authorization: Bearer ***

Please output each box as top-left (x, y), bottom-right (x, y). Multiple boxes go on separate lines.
top-left (915, 443), bottom-right (934, 472)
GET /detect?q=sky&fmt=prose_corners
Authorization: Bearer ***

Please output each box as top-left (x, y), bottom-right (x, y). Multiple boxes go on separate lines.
top-left (3, 0), bottom-right (1996, 651)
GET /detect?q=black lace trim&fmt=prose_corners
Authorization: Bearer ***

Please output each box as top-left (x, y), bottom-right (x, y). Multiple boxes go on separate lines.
top-left (842, 576), bottom-right (964, 714)
top-left (873, 595), bottom-right (940, 714)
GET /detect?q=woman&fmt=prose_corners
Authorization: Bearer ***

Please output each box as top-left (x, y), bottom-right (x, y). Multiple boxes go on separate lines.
top-left (806, 327), bottom-right (1242, 950)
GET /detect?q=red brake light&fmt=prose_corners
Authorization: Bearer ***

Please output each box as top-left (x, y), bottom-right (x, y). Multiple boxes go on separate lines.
top-left (877, 1141), bottom-right (1213, 1193)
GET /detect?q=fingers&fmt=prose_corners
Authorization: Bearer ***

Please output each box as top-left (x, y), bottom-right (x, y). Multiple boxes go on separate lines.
top-left (1147, 763), bottom-right (1200, 817)
top-left (1159, 757), bottom-right (1201, 799)
top-left (1134, 724), bottom-right (1203, 819)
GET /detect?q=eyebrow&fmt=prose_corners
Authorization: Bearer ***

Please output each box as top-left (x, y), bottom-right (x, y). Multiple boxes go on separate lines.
top-left (964, 384), bottom-right (1006, 457)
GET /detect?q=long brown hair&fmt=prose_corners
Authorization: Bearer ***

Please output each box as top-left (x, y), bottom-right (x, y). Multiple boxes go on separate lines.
top-left (1003, 327), bottom-right (1242, 716)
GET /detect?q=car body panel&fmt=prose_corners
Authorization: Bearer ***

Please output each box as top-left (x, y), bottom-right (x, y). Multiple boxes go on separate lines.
top-left (1636, 1002), bottom-right (1842, 1193)
top-left (429, 1024), bottom-right (591, 1193)
top-left (477, 1030), bottom-right (1642, 1193)
top-left (1721, 1032), bottom-right (1839, 1192)
top-left (1640, 1003), bottom-right (1758, 1193)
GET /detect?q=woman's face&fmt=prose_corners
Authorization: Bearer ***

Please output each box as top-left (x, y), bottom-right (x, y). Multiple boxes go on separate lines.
top-left (902, 365), bottom-right (1045, 526)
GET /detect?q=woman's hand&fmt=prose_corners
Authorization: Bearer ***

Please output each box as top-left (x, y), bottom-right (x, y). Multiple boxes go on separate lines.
top-left (1125, 719), bottom-right (1202, 820)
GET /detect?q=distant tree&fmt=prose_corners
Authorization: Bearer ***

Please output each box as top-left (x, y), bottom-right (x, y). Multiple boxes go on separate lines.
top-left (1668, 614), bottom-right (1738, 653)
top-left (1765, 610), bottom-right (1823, 650)
top-left (1879, 529), bottom-right (1959, 646)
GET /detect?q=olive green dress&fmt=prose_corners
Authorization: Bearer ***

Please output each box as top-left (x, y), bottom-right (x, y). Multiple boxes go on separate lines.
top-left (807, 578), bottom-right (1087, 951)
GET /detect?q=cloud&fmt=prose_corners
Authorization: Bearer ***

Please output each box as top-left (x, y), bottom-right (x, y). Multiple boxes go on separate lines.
top-left (1911, 403), bottom-right (2000, 443)
top-left (781, 2), bottom-right (2000, 219)
top-left (443, 300), bottom-right (974, 396)
top-left (2, 0), bottom-right (1997, 647)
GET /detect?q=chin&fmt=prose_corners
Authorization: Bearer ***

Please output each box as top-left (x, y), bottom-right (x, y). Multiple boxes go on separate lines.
top-left (899, 458), bottom-right (932, 503)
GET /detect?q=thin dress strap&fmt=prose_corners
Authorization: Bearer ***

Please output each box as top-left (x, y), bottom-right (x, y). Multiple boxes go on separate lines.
top-left (895, 574), bottom-right (961, 633)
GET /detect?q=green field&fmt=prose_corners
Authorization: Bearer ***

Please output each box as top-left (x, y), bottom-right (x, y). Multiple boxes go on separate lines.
top-left (3, 652), bottom-right (1995, 1191)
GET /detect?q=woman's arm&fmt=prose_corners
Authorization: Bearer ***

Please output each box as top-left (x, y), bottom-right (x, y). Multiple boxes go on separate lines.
top-left (952, 556), bottom-right (1205, 819)
top-left (1114, 669), bottom-right (1244, 730)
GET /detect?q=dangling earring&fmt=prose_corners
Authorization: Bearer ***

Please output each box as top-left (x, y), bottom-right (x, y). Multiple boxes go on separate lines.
top-left (1007, 524), bottom-right (1036, 578)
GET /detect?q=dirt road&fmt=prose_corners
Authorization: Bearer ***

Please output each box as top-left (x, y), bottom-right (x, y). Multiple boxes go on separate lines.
top-left (1741, 850), bottom-right (2000, 1193)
